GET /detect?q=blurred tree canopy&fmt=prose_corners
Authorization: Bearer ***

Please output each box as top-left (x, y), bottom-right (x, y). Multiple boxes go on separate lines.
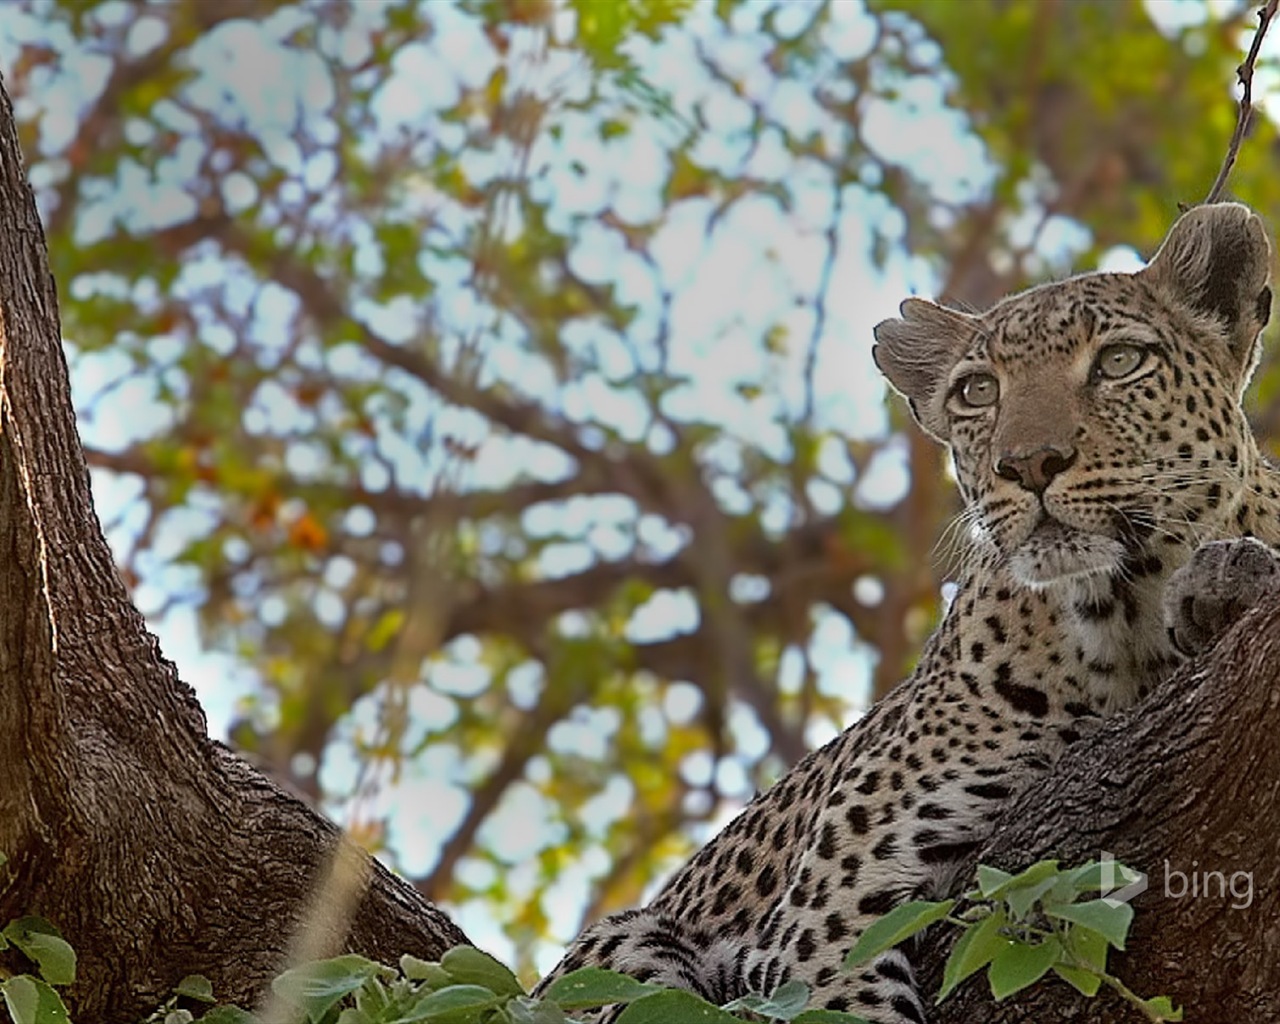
top-left (7, 0), bottom-right (1280, 977)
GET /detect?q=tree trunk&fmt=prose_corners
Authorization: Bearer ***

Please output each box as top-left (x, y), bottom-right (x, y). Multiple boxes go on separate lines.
top-left (0, 76), bottom-right (469, 1022)
top-left (923, 591), bottom-right (1280, 1021)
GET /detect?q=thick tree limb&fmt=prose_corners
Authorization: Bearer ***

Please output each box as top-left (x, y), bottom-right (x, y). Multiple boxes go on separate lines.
top-left (924, 590), bottom-right (1280, 1020)
top-left (0, 74), bottom-right (469, 1021)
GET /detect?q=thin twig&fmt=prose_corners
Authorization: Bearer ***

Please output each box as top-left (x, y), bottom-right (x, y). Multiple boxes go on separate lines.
top-left (1205, 0), bottom-right (1279, 204)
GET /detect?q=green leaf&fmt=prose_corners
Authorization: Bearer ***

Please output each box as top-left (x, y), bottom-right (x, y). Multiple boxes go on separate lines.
top-left (175, 975), bottom-right (216, 1002)
top-left (600, 118), bottom-right (630, 141)
top-left (1046, 900), bottom-right (1134, 951)
top-left (400, 955), bottom-right (453, 988)
top-left (1138, 995), bottom-right (1184, 1021)
top-left (1, 976), bottom-right (71, 1024)
top-left (976, 865), bottom-right (1014, 897)
top-left (844, 899), bottom-right (954, 968)
top-left (1056, 859), bottom-right (1143, 900)
top-left (1063, 859), bottom-right (1106, 892)
top-left (614, 990), bottom-right (742, 1022)
top-left (506, 996), bottom-right (571, 1023)
top-left (1004, 874), bottom-right (1062, 921)
top-left (196, 1008), bottom-right (259, 1024)
top-left (352, 974), bottom-right (390, 1016)
top-left (271, 955), bottom-right (384, 1021)
top-left (1051, 963), bottom-right (1101, 997)
top-left (792, 1011), bottom-right (874, 1024)
top-left (987, 937), bottom-right (1060, 1000)
top-left (722, 978), bottom-right (809, 1018)
top-left (541, 968), bottom-right (663, 1009)
top-left (1065, 921), bottom-right (1110, 972)
top-left (440, 946), bottom-right (525, 996)
top-left (938, 909), bottom-right (1013, 1002)
top-left (404, 984), bottom-right (500, 1020)
top-left (2, 918), bottom-right (76, 987)
top-left (982, 859), bottom-right (1059, 901)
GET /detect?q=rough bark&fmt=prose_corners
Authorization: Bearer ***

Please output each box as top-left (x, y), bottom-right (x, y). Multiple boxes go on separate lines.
top-left (924, 591), bottom-right (1280, 1021)
top-left (0, 77), bottom-right (469, 1021)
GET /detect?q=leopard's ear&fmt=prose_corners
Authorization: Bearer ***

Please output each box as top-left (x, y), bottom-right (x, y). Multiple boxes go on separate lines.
top-left (872, 298), bottom-right (977, 442)
top-left (1141, 202), bottom-right (1272, 376)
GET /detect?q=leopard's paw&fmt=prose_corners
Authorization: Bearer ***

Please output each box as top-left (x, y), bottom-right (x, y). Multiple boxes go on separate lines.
top-left (1163, 537), bottom-right (1280, 657)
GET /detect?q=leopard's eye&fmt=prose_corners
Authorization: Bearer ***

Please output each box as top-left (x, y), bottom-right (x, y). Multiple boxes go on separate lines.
top-left (955, 373), bottom-right (999, 408)
top-left (1093, 343), bottom-right (1146, 380)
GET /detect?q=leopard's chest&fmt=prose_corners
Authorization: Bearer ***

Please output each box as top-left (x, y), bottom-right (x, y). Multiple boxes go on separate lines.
top-left (1059, 568), bottom-right (1181, 710)
top-left (943, 559), bottom-right (1181, 716)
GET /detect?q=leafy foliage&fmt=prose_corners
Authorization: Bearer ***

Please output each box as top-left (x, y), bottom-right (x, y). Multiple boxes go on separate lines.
top-left (4, 0), bottom-right (1280, 972)
top-left (0, 857), bottom-right (77, 1024)
top-left (846, 858), bottom-right (1182, 1022)
top-left (0, 855), bottom-right (1184, 1024)
top-left (0, 858), bottom-right (1171, 1024)
top-left (130, 947), bottom-right (868, 1024)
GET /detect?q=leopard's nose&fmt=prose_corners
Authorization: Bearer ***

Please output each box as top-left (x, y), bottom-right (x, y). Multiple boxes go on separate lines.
top-left (994, 445), bottom-right (1078, 495)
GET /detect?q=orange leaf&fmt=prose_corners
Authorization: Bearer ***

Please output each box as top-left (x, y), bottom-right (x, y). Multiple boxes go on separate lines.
top-left (288, 512), bottom-right (328, 552)
top-left (249, 492), bottom-right (281, 530)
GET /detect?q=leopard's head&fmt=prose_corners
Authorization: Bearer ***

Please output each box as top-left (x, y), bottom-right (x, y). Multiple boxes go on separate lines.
top-left (873, 203), bottom-right (1272, 589)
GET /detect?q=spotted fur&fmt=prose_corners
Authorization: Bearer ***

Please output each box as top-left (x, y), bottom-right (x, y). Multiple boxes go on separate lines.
top-left (536, 203), bottom-right (1280, 1022)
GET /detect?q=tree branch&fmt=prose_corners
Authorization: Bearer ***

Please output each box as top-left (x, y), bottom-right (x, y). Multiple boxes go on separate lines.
top-left (925, 591), bottom-right (1280, 1020)
top-left (1205, 0), bottom-right (1278, 204)
top-left (83, 443), bottom-right (634, 527)
top-left (419, 649), bottom-right (585, 901)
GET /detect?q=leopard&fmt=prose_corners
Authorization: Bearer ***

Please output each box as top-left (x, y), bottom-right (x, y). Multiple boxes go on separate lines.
top-left (534, 202), bottom-right (1280, 1022)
